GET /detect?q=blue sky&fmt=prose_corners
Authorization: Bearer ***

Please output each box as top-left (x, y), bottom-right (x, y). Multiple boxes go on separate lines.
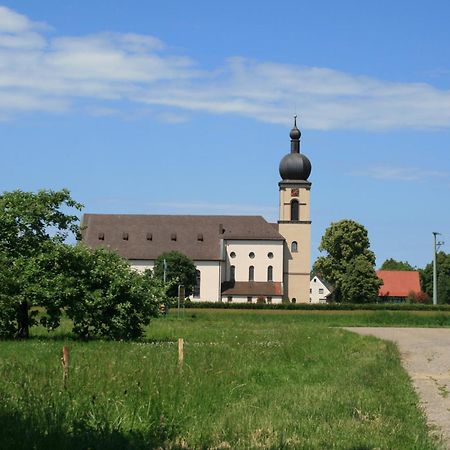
top-left (1, 1), bottom-right (450, 268)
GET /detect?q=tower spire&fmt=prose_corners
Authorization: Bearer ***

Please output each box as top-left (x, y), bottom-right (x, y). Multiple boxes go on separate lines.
top-left (290, 115), bottom-right (301, 153)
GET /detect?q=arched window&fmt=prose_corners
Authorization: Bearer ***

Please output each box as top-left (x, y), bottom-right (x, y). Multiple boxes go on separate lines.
top-left (249, 266), bottom-right (254, 281)
top-left (291, 241), bottom-right (298, 252)
top-left (267, 266), bottom-right (273, 282)
top-left (193, 270), bottom-right (201, 298)
top-left (291, 199), bottom-right (299, 221)
top-left (230, 265), bottom-right (235, 282)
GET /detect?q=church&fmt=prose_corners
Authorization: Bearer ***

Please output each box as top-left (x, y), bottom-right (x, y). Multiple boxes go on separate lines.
top-left (82, 118), bottom-right (313, 303)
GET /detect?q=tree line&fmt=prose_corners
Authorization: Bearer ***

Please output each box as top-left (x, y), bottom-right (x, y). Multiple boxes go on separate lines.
top-left (313, 219), bottom-right (450, 304)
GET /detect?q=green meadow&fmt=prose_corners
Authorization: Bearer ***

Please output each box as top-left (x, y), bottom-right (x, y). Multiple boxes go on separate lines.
top-left (1, 309), bottom-right (447, 449)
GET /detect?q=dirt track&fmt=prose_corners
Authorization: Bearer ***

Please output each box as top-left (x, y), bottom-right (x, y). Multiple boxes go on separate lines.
top-left (345, 327), bottom-right (450, 448)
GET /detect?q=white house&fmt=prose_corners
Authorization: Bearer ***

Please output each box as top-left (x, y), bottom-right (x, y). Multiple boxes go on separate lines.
top-left (82, 119), bottom-right (313, 303)
top-left (309, 275), bottom-right (334, 303)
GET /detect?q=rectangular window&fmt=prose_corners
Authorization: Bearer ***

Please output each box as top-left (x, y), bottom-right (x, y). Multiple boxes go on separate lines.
top-left (319, 288), bottom-right (324, 294)
top-left (267, 297), bottom-right (272, 304)
top-left (247, 296), bottom-right (252, 303)
top-left (227, 296), bottom-right (232, 303)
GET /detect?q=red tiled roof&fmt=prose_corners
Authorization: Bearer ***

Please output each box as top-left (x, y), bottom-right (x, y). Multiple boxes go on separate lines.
top-left (376, 270), bottom-right (421, 297)
top-left (221, 281), bottom-right (283, 296)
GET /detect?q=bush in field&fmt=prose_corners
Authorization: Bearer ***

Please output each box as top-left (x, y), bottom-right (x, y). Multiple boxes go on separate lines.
top-left (63, 246), bottom-right (164, 340)
top-left (407, 290), bottom-right (430, 304)
top-left (21, 244), bottom-right (165, 340)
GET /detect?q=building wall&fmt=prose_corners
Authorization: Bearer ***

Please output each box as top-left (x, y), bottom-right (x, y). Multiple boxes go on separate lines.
top-left (221, 295), bottom-right (283, 304)
top-left (310, 276), bottom-right (331, 303)
top-left (130, 260), bottom-right (154, 273)
top-left (130, 259), bottom-right (221, 302)
top-left (192, 260), bottom-right (221, 302)
top-left (224, 240), bottom-right (284, 283)
top-left (278, 182), bottom-right (311, 303)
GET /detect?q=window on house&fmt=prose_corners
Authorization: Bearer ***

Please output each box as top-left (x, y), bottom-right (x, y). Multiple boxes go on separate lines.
top-left (291, 199), bottom-right (299, 221)
top-left (249, 266), bottom-right (254, 281)
top-left (291, 241), bottom-right (298, 252)
top-left (230, 265), bottom-right (235, 282)
top-left (227, 296), bottom-right (232, 303)
top-left (292, 298), bottom-right (297, 304)
top-left (310, 288), bottom-right (312, 293)
top-left (247, 296), bottom-right (252, 303)
top-left (267, 266), bottom-right (273, 282)
top-left (267, 252), bottom-right (274, 259)
top-left (230, 251), bottom-right (236, 258)
top-left (193, 270), bottom-right (201, 298)
top-left (249, 252), bottom-right (255, 259)
top-left (267, 297), bottom-right (272, 304)
top-left (319, 288), bottom-right (324, 294)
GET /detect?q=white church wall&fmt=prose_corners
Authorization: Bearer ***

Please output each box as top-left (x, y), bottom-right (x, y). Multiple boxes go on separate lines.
top-left (191, 260), bottom-right (221, 302)
top-left (225, 240), bottom-right (283, 283)
top-left (130, 260), bottom-right (155, 273)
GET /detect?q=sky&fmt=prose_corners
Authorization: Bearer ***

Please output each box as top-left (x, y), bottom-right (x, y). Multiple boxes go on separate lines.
top-left (1, 0), bottom-right (450, 268)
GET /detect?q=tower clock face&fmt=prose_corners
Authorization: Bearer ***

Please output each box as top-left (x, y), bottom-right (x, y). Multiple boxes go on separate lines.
top-left (291, 188), bottom-right (299, 197)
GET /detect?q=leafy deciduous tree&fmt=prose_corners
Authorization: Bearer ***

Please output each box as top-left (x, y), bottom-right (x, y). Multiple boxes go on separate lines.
top-left (153, 251), bottom-right (197, 298)
top-left (313, 219), bottom-right (382, 303)
top-left (0, 189), bottom-right (82, 337)
top-left (380, 258), bottom-right (415, 271)
top-left (420, 252), bottom-right (450, 304)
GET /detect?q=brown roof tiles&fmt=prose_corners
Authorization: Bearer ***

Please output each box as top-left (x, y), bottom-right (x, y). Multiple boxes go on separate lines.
top-left (82, 214), bottom-right (284, 261)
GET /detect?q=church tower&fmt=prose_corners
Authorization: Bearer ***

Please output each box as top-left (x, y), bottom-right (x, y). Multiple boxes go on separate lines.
top-left (278, 117), bottom-right (312, 303)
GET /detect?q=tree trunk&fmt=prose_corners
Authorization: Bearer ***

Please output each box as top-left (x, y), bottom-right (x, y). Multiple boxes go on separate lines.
top-left (17, 300), bottom-right (29, 339)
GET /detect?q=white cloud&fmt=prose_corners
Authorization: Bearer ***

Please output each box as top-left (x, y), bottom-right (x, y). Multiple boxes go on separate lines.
top-left (351, 165), bottom-right (450, 181)
top-left (1, 6), bottom-right (450, 130)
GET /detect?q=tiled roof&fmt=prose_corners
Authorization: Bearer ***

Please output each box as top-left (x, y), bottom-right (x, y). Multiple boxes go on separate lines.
top-left (376, 270), bottom-right (421, 297)
top-left (221, 281), bottom-right (283, 296)
top-left (82, 214), bottom-right (284, 261)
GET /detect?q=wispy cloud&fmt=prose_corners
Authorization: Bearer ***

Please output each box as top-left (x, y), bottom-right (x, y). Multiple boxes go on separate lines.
top-left (2, 6), bottom-right (450, 130)
top-left (351, 165), bottom-right (450, 181)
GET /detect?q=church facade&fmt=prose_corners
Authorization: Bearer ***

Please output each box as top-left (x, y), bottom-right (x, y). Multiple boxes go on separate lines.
top-left (82, 119), bottom-right (312, 303)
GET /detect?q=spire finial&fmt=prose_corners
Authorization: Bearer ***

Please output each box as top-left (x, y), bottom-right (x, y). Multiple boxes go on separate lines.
top-left (294, 114), bottom-right (297, 127)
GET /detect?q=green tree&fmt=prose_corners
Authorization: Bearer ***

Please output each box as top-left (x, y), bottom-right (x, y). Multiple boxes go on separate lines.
top-left (60, 245), bottom-right (164, 340)
top-left (380, 258), bottom-right (415, 271)
top-left (153, 251), bottom-right (197, 298)
top-left (0, 189), bottom-right (82, 337)
top-left (420, 252), bottom-right (450, 304)
top-left (313, 219), bottom-right (382, 303)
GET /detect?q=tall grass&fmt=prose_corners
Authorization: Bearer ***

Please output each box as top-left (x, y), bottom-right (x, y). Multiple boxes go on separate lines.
top-left (0, 311), bottom-right (441, 449)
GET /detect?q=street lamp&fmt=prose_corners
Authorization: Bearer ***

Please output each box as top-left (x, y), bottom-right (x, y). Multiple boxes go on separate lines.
top-left (432, 232), bottom-right (444, 305)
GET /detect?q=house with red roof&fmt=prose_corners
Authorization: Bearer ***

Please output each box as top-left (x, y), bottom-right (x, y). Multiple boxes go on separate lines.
top-left (376, 270), bottom-right (422, 302)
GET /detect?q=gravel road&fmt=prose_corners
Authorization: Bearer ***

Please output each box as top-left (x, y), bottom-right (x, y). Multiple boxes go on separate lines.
top-left (345, 327), bottom-right (450, 448)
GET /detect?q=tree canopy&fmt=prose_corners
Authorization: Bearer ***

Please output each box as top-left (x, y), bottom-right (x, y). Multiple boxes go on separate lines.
top-left (153, 251), bottom-right (197, 298)
top-left (421, 251), bottom-right (450, 304)
top-left (313, 219), bottom-right (382, 303)
top-left (380, 258), bottom-right (415, 271)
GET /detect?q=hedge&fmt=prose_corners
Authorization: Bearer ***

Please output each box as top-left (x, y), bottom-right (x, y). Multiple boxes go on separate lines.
top-left (183, 301), bottom-right (450, 312)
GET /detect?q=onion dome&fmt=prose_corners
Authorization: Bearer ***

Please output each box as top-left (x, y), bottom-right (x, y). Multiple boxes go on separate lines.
top-left (279, 116), bottom-right (312, 181)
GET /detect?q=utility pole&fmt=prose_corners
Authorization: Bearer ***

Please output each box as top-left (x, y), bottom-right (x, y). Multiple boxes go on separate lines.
top-left (432, 232), bottom-right (444, 305)
top-left (163, 258), bottom-right (167, 284)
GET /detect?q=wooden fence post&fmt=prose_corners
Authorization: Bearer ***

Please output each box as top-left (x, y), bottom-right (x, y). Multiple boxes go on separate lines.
top-left (178, 338), bottom-right (184, 368)
top-left (61, 346), bottom-right (69, 389)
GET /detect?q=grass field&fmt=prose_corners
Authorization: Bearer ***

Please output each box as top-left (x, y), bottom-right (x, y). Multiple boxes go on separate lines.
top-left (0, 309), bottom-right (445, 449)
